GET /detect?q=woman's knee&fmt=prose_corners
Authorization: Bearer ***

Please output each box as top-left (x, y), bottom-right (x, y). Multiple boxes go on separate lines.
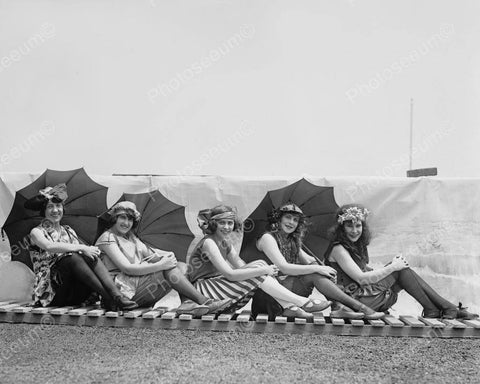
top-left (176, 262), bottom-right (188, 275)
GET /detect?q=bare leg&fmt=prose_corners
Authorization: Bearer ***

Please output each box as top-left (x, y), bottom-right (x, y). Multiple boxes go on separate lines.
top-left (259, 276), bottom-right (309, 308)
top-left (163, 263), bottom-right (209, 304)
top-left (300, 274), bottom-right (374, 312)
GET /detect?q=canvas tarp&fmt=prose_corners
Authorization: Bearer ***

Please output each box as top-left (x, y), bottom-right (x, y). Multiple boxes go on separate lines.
top-left (0, 172), bottom-right (478, 315)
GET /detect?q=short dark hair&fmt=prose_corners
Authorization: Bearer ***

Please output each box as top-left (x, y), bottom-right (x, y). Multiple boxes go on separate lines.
top-left (39, 200), bottom-right (65, 218)
top-left (203, 205), bottom-right (243, 235)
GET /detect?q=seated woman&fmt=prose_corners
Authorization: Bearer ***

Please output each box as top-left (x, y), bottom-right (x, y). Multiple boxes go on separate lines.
top-left (96, 202), bottom-right (231, 316)
top-left (252, 203), bottom-right (384, 320)
top-left (187, 205), bottom-right (332, 319)
top-left (324, 204), bottom-right (478, 319)
top-left (26, 184), bottom-right (137, 311)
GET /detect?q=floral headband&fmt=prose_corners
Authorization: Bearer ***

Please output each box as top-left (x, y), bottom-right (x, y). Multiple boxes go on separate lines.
top-left (197, 208), bottom-right (237, 232)
top-left (39, 183), bottom-right (68, 202)
top-left (337, 206), bottom-right (369, 224)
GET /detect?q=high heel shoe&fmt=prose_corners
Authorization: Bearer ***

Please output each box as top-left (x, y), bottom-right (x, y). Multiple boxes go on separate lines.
top-left (176, 300), bottom-right (210, 317)
top-left (203, 298), bottom-right (232, 314)
top-left (301, 299), bottom-right (332, 313)
top-left (443, 302), bottom-right (479, 320)
top-left (330, 304), bottom-right (365, 319)
top-left (358, 304), bottom-right (385, 320)
top-left (282, 305), bottom-right (314, 319)
top-left (113, 295), bottom-right (138, 311)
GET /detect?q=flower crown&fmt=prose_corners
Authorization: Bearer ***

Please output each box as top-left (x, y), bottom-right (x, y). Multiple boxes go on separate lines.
top-left (337, 206), bottom-right (369, 224)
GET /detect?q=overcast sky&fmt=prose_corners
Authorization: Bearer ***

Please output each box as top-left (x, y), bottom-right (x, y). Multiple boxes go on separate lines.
top-left (0, 0), bottom-right (479, 178)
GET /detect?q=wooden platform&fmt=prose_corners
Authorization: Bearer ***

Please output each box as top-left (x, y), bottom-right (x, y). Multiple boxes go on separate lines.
top-left (0, 302), bottom-right (479, 338)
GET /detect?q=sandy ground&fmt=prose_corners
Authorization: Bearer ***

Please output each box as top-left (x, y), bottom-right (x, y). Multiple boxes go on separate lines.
top-left (0, 323), bottom-right (479, 384)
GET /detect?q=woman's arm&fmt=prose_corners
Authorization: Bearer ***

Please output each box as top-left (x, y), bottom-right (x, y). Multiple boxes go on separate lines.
top-left (330, 244), bottom-right (407, 285)
top-left (30, 227), bottom-right (98, 258)
top-left (96, 236), bottom-right (176, 276)
top-left (203, 239), bottom-right (274, 281)
top-left (257, 234), bottom-right (336, 278)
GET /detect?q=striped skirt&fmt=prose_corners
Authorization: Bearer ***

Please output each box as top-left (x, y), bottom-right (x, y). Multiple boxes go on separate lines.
top-left (193, 261), bottom-right (268, 312)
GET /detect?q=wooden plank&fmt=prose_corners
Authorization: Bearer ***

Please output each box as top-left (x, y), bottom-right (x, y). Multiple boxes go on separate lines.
top-left (350, 319), bottom-right (365, 327)
top-left (294, 318), bottom-right (307, 325)
top-left (331, 318), bottom-right (345, 326)
top-left (462, 319), bottom-right (480, 328)
top-left (255, 314), bottom-right (269, 323)
top-left (368, 319), bottom-right (385, 327)
top-left (86, 309), bottom-right (105, 317)
top-left (442, 319), bottom-right (467, 329)
top-left (419, 317), bottom-right (445, 328)
top-left (105, 311), bottom-right (120, 318)
top-left (124, 309), bottom-right (146, 319)
top-left (217, 314), bottom-right (232, 322)
top-left (313, 317), bottom-right (326, 325)
top-left (236, 314), bottom-right (250, 323)
top-left (69, 307), bottom-right (91, 316)
top-left (399, 315), bottom-right (425, 328)
top-left (201, 314), bottom-right (215, 322)
top-left (12, 306), bottom-right (33, 313)
top-left (0, 303), bottom-right (28, 312)
top-left (274, 316), bottom-right (287, 324)
top-left (31, 307), bottom-right (53, 315)
top-left (383, 315), bottom-right (405, 327)
top-left (50, 307), bottom-right (75, 316)
top-left (179, 314), bottom-right (193, 321)
top-left (160, 311), bottom-right (177, 320)
top-left (142, 310), bottom-right (163, 319)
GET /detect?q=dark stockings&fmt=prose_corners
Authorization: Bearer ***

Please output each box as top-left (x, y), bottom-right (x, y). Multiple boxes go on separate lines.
top-left (60, 253), bottom-right (121, 302)
top-left (402, 269), bottom-right (455, 310)
top-left (392, 268), bottom-right (454, 311)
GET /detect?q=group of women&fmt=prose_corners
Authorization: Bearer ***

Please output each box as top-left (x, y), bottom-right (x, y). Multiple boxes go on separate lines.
top-left (25, 183), bottom-right (478, 321)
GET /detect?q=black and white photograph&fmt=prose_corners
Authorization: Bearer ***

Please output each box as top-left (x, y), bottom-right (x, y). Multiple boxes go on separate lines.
top-left (0, 1), bottom-right (479, 383)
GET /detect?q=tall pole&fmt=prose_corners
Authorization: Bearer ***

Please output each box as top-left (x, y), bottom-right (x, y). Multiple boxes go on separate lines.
top-left (409, 98), bottom-right (414, 170)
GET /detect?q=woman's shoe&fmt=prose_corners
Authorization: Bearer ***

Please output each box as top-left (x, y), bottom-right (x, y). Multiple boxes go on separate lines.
top-left (176, 300), bottom-right (210, 317)
top-left (301, 299), bottom-right (332, 313)
top-left (203, 298), bottom-right (232, 314)
top-left (113, 295), bottom-right (138, 311)
top-left (330, 304), bottom-right (364, 319)
top-left (282, 306), bottom-right (314, 319)
top-left (356, 304), bottom-right (385, 320)
top-left (444, 302), bottom-right (479, 320)
top-left (422, 308), bottom-right (442, 319)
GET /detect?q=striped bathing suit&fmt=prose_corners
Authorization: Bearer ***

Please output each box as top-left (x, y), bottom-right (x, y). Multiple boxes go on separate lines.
top-left (188, 237), bottom-right (267, 312)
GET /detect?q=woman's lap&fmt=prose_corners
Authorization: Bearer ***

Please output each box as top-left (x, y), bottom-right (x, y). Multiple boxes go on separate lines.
top-left (128, 271), bottom-right (171, 307)
top-left (354, 273), bottom-right (400, 312)
top-left (194, 274), bottom-right (265, 312)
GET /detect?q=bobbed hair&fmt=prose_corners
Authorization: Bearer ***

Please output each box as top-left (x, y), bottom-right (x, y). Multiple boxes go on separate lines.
top-left (202, 205), bottom-right (243, 235)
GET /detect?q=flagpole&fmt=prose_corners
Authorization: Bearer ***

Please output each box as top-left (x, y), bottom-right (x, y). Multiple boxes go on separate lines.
top-left (409, 98), bottom-right (414, 170)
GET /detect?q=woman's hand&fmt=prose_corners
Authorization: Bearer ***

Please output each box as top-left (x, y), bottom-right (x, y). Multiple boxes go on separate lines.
top-left (262, 264), bottom-right (279, 277)
top-left (156, 252), bottom-right (177, 270)
top-left (391, 254), bottom-right (409, 271)
top-left (81, 245), bottom-right (101, 260)
top-left (315, 265), bottom-right (337, 281)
